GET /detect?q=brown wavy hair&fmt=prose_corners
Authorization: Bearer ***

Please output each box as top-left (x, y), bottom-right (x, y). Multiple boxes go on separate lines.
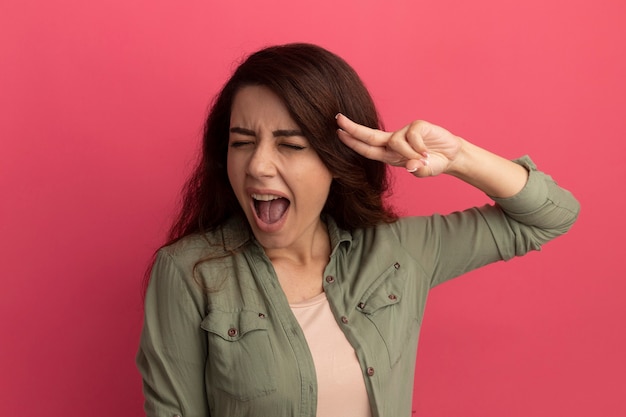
top-left (167, 43), bottom-right (397, 245)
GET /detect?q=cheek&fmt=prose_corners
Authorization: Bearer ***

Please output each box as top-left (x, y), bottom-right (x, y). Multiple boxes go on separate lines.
top-left (226, 170), bottom-right (242, 204)
top-left (226, 161), bottom-right (247, 209)
top-left (226, 154), bottom-right (239, 187)
top-left (302, 168), bottom-right (333, 200)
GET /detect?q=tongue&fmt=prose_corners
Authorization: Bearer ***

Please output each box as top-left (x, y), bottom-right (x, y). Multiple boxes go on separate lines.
top-left (256, 198), bottom-right (289, 224)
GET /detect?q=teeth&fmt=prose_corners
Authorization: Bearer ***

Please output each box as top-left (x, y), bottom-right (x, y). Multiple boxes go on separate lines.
top-left (251, 193), bottom-right (281, 201)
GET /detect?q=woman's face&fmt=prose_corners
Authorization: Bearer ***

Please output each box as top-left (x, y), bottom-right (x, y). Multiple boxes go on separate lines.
top-left (227, 85), bottom-right (334, 253)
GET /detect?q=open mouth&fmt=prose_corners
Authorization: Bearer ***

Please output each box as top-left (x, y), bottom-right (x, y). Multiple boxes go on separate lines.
top-left (252, 193), bottom-right (290, 224)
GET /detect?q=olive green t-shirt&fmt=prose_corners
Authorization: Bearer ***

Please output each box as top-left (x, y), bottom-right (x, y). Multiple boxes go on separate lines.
top-left (137, 156), bottom-right (579, 417)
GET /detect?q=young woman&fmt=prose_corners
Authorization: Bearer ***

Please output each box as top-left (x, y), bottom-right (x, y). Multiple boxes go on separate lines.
top-left (137, 43), bottom-right (579, 417)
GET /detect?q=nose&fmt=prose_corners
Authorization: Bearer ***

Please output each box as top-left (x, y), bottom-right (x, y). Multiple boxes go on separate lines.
top-left (246, 142), bottom-right (277, 178)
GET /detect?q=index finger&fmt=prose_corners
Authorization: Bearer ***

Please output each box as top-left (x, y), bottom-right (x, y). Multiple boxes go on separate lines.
top-left (335, 113), bottom-right (390, 146)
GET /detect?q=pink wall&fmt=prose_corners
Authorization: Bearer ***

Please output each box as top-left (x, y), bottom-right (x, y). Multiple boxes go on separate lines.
top-left (2, 0), bottom-right (624, 415)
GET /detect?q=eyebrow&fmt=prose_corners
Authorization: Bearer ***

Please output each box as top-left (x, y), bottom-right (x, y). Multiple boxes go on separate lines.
top-left (229, 127), bottom-right (304, 137)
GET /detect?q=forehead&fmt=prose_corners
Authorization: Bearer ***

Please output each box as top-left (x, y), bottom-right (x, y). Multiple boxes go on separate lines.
top-left (230, 85), bottom-right (298, 127)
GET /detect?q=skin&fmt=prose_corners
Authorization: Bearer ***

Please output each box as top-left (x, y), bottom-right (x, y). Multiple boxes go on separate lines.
top-left (227, 86), bottom-right (334, 302)
top-left (335, 114), bottom-right (529, 199)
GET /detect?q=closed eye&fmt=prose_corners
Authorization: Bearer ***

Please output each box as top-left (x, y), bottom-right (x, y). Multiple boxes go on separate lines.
top-left (229, 140), bottom-right (254, 148)
top-left (280, 143), bottom-right (306, 151)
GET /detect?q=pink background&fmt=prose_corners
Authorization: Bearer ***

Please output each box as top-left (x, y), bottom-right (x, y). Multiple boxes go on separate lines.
top-left (2, 0), bottom-right (625, 415)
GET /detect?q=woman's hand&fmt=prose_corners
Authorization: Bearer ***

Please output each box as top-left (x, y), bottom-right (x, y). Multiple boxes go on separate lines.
top-left (336, 113), bottom-right (528, 197)
top-left (335, 113), bottom-right (463, 177)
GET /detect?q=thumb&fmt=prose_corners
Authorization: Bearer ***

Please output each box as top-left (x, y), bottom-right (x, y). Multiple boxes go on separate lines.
top-left (405, 153), bottom-right (431, 176)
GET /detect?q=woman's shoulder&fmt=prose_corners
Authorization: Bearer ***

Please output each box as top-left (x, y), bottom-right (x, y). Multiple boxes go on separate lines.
top-left (361, 216), bottom-right (432, 235)
top-left (159, 216), bottom-right (252, 266)
top-left (345, 216), bottom-right (433, 251)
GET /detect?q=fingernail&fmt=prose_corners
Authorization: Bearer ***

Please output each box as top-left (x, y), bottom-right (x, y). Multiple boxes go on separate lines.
top-left (406, 167), bottom-right (418, 173)
top-left (335, 113), bottom-right (342, 119)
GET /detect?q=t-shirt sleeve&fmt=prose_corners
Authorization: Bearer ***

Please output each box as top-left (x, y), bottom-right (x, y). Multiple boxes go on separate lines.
top-left (136, 249), bottom-right (210, 417)
top-left (392, 155), bottom-right (580, 287)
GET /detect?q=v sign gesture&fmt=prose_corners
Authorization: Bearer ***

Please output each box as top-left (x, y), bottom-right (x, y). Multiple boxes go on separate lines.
top-left (335, 113), bottom-right (462, 177)
top-left (336, 113), bottom-right (529, 198)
